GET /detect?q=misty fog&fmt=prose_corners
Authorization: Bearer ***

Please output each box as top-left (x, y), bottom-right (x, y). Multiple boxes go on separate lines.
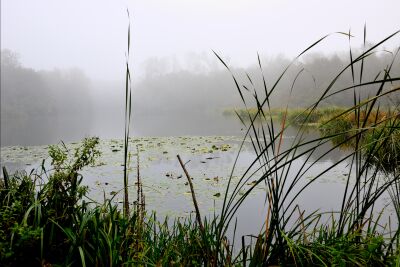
top-left (1, 47), bottom-right (399, 146)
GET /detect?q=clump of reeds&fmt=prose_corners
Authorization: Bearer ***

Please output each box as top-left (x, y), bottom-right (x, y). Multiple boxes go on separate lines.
top-left (213, 28), bottom-right (400, 266)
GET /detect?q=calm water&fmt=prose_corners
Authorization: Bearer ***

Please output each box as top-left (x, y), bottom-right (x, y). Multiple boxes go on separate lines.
top-left (0, 112), bottom-right (245, 146)
top-left (0, 116), bottom-right (397, 238)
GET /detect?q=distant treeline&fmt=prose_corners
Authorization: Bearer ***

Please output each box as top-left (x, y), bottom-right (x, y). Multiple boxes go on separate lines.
top-left (1, 49), bottom-right (93, 146)
top-left (1, 48), bottom-right (399, 145)
top-left (133, 49), bottom-right (399, 116)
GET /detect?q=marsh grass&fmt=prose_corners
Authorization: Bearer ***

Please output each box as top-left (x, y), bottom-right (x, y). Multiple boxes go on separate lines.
top-left (223, 106), bottom-right (349, 126)
top-left (226, 105), bottom-right (399, 169)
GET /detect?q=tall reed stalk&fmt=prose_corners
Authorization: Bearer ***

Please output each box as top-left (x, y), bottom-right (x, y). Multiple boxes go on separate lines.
top-left (123, 10), bottom-right (133, 217)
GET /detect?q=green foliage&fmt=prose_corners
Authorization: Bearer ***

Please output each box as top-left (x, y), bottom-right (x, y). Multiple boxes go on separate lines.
top-left (287, 106), bottom-right (347, 125)
top-left (223, 106), bottom-right (348, 126)
top-left (319, 113), bottom-right (354, 143)
top-left (48, 137), bottom-right (100, 173)
top-left (318, 110), bottom-right (400, 171)
top-left (0, 137), bottom-right (100, 266)
top-left (293, 233), bottom-right (388, 266)
top-left (362, 119), bottom-right (400, 172)
top-left (48, 143), bottom-right (68, 171)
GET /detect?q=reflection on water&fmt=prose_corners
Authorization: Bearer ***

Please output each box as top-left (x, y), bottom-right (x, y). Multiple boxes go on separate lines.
top-left (1, 115), bottom-right (93, 147)
top-left (1, 112), bottom-right (245, 146)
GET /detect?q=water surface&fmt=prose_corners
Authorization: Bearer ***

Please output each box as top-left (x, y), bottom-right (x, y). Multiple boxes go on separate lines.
top-left (3, 133), bottom-right (395, 239)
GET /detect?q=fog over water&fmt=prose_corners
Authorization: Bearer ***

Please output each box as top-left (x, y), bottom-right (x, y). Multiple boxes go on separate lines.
top-left (1, 49), bottom-right (399, 146)
top-left (1, 0), bottom-right (400, 146)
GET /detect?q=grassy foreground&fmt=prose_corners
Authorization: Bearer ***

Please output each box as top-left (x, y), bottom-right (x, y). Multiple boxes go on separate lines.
top-left (0, 135), bottom-right (399, 266)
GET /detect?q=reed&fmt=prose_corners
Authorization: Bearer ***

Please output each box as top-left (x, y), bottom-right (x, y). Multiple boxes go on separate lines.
top-left (123, 10), bottom-right (132, 217)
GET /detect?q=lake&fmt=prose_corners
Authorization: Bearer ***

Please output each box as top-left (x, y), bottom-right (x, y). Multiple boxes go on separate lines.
top-left (1, 120), bottom-right (396, 239)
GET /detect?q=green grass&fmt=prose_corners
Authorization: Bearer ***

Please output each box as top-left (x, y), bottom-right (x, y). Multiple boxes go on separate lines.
top-left (223, 106), bottom-right (390, 127)
top-left (0, 143), bottom-right (222, 266)
top-left (1, 143), bottom-right (398, 265)
top-left (318, 109), bottom-right (400, 170)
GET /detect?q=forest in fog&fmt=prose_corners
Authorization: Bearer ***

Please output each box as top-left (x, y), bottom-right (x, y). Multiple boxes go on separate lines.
top-left (1, 47), bottom-right (399, 146)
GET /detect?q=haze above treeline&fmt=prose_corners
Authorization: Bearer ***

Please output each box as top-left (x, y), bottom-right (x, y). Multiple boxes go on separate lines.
top-left (1, 46), bottom-right (399, 146)
top-left (3, 0), bottom-right (400, 80)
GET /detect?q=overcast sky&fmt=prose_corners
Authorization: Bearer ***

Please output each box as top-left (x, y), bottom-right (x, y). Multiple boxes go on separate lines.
top-left (2, 0), bottom-right (399, 80)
